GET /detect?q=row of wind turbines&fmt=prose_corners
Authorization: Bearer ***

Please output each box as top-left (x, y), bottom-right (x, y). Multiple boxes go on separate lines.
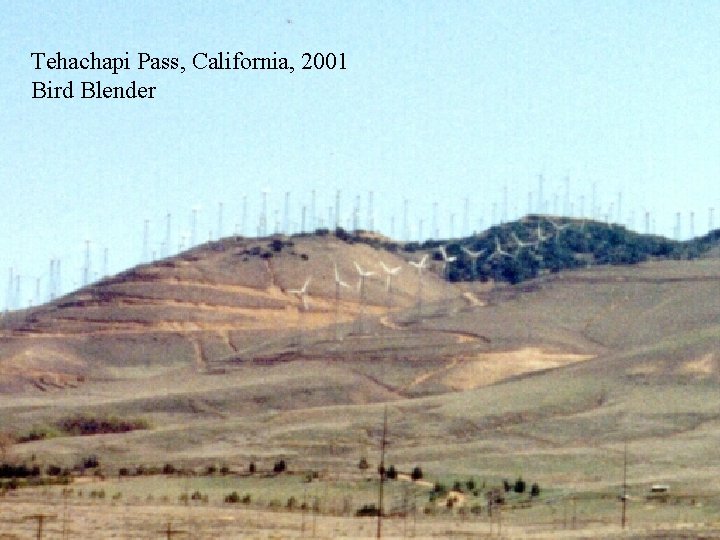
top-left (286, 253), bottom-right (433, 340)
top-left (283, 216), bottom-right (577, 343)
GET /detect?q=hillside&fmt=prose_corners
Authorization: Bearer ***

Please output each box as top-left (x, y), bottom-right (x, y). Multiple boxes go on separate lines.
top-left (1, 222), bottom-right (720, 519)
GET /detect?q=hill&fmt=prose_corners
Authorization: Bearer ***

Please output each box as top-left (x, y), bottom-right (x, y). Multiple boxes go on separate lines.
top-left (2, 221), bottom-right (720, 518)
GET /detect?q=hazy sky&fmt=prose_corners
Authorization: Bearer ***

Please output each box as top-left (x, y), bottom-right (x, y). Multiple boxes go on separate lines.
top-left (2, 1), bottom-right (719, 306)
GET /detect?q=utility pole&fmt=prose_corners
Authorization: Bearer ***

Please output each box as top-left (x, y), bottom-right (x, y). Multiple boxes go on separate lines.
top-left (24, 514), bottom-right (55, 540)
top-left (156, 521), bottom-right (186, 539)
top-left (621, 440), bottom-right (628, 529)
top-left (376, 406), bottom-right (388, 539)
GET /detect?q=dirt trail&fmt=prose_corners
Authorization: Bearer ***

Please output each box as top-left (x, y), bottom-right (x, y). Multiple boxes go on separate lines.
top-left (404, 357), bottom-right (460, 390)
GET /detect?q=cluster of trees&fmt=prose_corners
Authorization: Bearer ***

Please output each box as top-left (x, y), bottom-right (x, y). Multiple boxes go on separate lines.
top-left (428, 217), bottom-right (714, 285)
top-left (313, 218), bottom-right (717, 286)
top-left (57, 415), bottom-right (149, 436)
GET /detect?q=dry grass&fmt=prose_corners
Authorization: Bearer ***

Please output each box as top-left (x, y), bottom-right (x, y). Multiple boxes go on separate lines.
top-left (1, 237), bottom-right (720, 537)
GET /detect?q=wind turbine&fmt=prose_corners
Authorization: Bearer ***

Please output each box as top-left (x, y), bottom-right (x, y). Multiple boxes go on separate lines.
top-left (354, 262), bottom-right (376, 334)
top-left (535, 222), bottom-right (551, 243)
top-left (288, 277), bottom-right (312, 348)
top-left (379, 261), bottom-right (402, 311)
top-left (438, 246), bottom-right (457, 280)
top-left (511, 232), bottom-right (538, 251)
top-left (288, 277), bottom-right (312, 311)
top-left (409, 254), bottom-right (429, 315)
top-left (333, 262), bottom-right (350, 340)
top-left (488, 237), bottom-right (513, 261)
top-left (548, 219), bottom-right (571, 242)
top-left (461, 246), bottom-right (485, 278)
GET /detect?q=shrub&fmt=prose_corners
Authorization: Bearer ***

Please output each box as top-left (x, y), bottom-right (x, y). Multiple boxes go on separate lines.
top-left (358, 457), bottom-right (369, 470)
top-left (83, 455), bottom-right (99, 469)
top-left (46, 465), bottom-right (62, 476)
top-left (248, 462), bottom-right (256, 474)
top-left (205, 465), bottom-right (217, 475)
top-left (530, 483), bottom-right (540, 497)
top-left (514, 477), bottom-right (526, 494)
top-left (162, 463), bottom-right (175, 475)
top-left (356, 504), bottom-right (379, 517)
top-left (224, 491), bottom-right (240, 503)
top-left (466, 479), bottom-right (475, 491)
top-left (411, 466), bottom-right (423, 481)
top-left (502, 479), bottom-right (511, 492)
top-left (273, 459), bottom-right (286, 473)
top-left (386, 465), bottom-right (397, 480)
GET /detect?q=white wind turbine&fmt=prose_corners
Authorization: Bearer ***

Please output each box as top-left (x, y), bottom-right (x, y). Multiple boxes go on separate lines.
top-left (409, 254), bottom-right (429, 315)
top-left (333, 262), bottom-right (350, 340)
top-left (379, 261), bottom-right (402, 311)
top-left (548, 219), bottom-right (571, 242)
top-left (288, 277), bottom-right (312, 348)
top-left (488, 237), bottom-right (513, 261)
top-left (354, 261), bottom-right (376, 334)
top-left (438, 246), bottom-right (457, 280)
top-left (461, 246), bottom-right (485, 278)
top-left (288, 277), bottom-right (312, 311)
top-left (535, 222), bottom-right (551, 244)
top-left (511, 232), bottom-right (539, 251)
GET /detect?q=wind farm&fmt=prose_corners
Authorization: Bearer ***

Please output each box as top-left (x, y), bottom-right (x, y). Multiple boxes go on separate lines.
top-left (2, 214), bottom-right (720, 537)
top-left (3, 1), bottom-right (719, 536)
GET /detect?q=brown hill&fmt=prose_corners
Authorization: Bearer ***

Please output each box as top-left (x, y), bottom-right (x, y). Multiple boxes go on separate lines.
top-left (2, 232), bottom-right (720, 502)
top-left (0, 234), bottom-right (455, 391)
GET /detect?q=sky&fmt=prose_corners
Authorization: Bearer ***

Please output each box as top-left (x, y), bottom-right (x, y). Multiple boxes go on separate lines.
top-left (2, 0), bottom-right (719, 307)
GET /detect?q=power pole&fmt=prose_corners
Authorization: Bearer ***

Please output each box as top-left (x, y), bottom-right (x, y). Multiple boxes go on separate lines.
top-left (621, 440), bottom-right (628, 529)
top-left (24, 514), bottom-right (55, 540)
top-left (376, 406), bottom-right (388, 539)
top-left (156, 521), bottom-right (186, 539)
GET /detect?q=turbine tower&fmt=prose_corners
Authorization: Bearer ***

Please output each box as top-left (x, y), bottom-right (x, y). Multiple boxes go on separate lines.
top-left (288, 277), bottom-right (312, 348)
top-left (690, 211), bottom-right (695, 238)
top-left (218, 202), bottom-right (224, 240)
top-left (261, 189), bottom-right (269, 237)
top-left (408, 254), bottom-right (429, 316)
top-left (353, 262), bottom-right (376, 334)
top-left (335, 189), bottom-right (341, 228)
top-left (333, 263), bottom-right (350, 340)
top-left (165, 213), bottom-right (172, 257)
top-left (461, 246), bottom-right (485, 278)
top-left (710, 207), bottom-right (715, 231)
top-left (83, 240), bottom-right (91, 286)
top-left (438, 245), bottom-right (457, 280)
top-left (191, 208), bottom-right (198, 247)
top-left (379, 261), bottom-right (401, 312)
top-left (142, 219), bottom-right (149, 262)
